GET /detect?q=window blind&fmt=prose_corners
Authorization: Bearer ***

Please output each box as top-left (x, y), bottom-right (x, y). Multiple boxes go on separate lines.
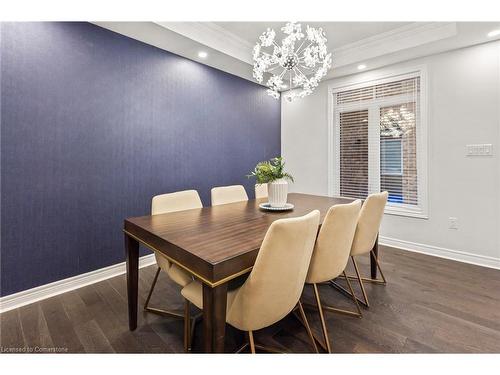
top-left (339, 110), bottom-right (369, 198)
top-left (335, 76), bottom-right (420, 207)
top-left (337, 77), bottom-right (420, 104)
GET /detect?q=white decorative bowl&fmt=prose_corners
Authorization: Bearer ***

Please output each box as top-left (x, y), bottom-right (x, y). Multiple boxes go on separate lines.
top-left (259, 203), bottom-right (294, 212)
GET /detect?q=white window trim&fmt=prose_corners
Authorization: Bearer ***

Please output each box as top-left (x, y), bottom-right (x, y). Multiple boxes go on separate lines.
top-left (327, 66), bottom-right (429, 219)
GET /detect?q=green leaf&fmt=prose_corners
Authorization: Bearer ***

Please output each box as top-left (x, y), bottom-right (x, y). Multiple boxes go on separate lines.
top-left (246, 156), bottom-right (294, 184)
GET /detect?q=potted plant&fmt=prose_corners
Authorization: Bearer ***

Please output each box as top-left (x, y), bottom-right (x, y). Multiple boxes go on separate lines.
top-left (247, 156), bottom-right (294, 207)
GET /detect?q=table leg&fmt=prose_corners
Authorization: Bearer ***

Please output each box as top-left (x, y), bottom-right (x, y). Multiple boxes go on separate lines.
top-left (125, 233), bottom-right (139, 331)
top-left (370, 234), bottom-right (379, 279)
top-left (202, 283), bottom-right (228, 353)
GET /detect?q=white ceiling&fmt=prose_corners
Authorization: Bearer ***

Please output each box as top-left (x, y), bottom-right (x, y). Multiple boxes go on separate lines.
top-left (214, 22), bottom-right (411, 50)
top-left (94, 21), bottom-right (500, 84)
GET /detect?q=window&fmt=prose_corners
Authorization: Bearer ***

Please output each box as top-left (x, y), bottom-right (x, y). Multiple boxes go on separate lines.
top-left (329, 69), bottom-right (428, 218)
top-left (380, 137), bottom-right (402, 176)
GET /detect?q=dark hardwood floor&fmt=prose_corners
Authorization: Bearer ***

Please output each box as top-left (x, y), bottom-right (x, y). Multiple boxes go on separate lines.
top-left (2, 246), bottom-right (500, 353)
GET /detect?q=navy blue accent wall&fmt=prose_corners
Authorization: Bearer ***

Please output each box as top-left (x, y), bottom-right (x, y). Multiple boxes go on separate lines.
top-left (0, 22), bottom-right (280, 296)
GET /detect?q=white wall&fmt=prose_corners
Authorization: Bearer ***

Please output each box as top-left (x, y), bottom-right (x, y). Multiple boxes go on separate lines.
top-left (282, 41), bottom-right (500, 267)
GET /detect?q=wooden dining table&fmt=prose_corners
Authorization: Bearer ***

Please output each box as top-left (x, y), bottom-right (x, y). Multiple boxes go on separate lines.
top-left (123, 193), bottom-right (379, 353)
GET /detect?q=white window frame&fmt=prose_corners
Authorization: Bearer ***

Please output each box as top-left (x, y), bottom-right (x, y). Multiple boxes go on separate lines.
top-left (327, 66), bottom-right (429, 219)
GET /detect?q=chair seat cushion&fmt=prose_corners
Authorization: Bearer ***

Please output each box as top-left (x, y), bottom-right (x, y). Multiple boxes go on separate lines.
top-left (167, 263), bottom-right (193, 287)
top-left (155, 251), bottom-right (193, 287)
top-left (155, 251), bottom-right (172, 271)
top-left (181, 280), bottom-right (238, 312)
top-left (181, 280), bottom-right (203, 309)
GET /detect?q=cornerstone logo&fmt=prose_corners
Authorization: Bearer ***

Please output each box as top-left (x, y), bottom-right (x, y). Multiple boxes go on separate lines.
top-left (0, 346), bottom-right (68, 353)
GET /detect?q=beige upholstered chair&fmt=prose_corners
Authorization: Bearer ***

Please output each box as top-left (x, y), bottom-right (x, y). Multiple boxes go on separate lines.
top-left (340, 191), bottom-right (388, 308)
top-left (211, 184), bottom-right (249, 206)
top-left (304, 200), bottom-right (362, 353)
top-left (181, 211), bottom-right (321, 353)
top-left (145, 190), bottom-right (202, 351)
top-left (254, 183), bottom-right (268, 199)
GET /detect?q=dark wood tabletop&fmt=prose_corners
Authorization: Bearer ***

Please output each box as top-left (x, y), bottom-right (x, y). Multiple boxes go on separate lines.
top-left (123, 193), bottom-right (377, 352)
top-left (124, 193), bottom-right (356, 286)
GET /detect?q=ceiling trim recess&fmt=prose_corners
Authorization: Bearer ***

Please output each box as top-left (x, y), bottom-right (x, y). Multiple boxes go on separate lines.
top-left (95, 21), bottom-right (470, 86)
top-left (332, 22), bottom-right (458, 68)
top-left (155, 22), bottom-right (254, 64)
top-left (158, 21), bottom-right (458, 70)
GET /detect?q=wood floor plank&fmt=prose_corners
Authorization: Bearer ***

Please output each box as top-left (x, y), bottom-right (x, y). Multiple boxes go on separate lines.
top-left (73, 319), bottom-right (115, 353)
top-left (0, 309), bottom-right (25, 351)
top-left (39, 296), bottom-right (84, 353)
top-left (60, 289), bottom-right (94, 325)
top-left (18, 303), bottom-right (54, 350)
top-left (76, 281), bottom-right (145, 353)
top-left (1, 247), bottom-right (499, 353)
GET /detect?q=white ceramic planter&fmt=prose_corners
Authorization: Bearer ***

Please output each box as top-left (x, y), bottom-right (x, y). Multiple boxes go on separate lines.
top-left (268, 179), bottom-right (288, 207)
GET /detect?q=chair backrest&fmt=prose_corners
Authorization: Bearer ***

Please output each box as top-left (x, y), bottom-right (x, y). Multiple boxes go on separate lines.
top-left (211, 185), bottom-right (248, 206)
top-left (151, 190), bottom-right (203, 273)
top-left (151, 190), bottom-right (203, 215)
top-left (350, 191), bottom-right (388, 256)
top-left (226, 210), bottom-right (320, 331)
top-left (255, 184), bottom-right (268, 199)
top-left (306, 200), bottom-right (361, 284)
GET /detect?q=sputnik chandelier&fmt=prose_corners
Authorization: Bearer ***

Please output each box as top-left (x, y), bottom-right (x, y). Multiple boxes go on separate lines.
top-left (253, 22), bottom-right (332, 101)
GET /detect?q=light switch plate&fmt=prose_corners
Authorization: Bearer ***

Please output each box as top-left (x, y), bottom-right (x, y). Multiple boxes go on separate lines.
top-left (466, 144), bottom-right (493, 156)
top-left (449, 217), bottom-right (458, 230)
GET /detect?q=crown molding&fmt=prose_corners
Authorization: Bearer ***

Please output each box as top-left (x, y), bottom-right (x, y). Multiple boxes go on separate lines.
top-left (334, 22), bottom-right (456, 55)
top-left (96, 21), bottom-right (499, 84)
top-left (332, 22), bottom-right (458, 68)
top-left (157, 22), bottom-right (458, 70)
top-left (155, 22), bottom-right (254, 64)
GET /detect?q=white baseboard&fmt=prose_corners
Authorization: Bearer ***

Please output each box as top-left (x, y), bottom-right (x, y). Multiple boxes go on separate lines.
top-left (0, 254), bottom-right (156, 313)
top-left (380, 236), bottom-right (500, 270)
top-left (2, 238), bottom-right (498, 314)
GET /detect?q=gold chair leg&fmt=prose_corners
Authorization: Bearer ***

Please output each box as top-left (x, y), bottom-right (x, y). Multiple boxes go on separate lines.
top-left (340, 251), bottom-right (387, 285)
top-left (342, 275), bottom-right (386, 284)
top-left (351, 256), bottom-right (370, 308)
top-left (370, 250), bottom-right (387, 284)
top-left (312, 284), bottom-right (331, 353)
top-left (144, 267), bottom-right (185, 319)
top-left (254, 344), bottom-right (286, 353)
top-left (292, 307), bottom-right (327, 352)
top-left (144, 267), bottom-right (161, 310)
top-left (237, 327), bottom-right (293, 354)
top-left (307, 272), bottom-right (362, 318)
top-left (146, 268), bottom-right (199, 352)
top-left (331, 251), bottom-right (386, 310)
top-left (245, 337), bottom-right (287, 354)
top-left (296, 301), bottom-right (319, 353)
top-left (343, 271), bottom-right (362, 317)
top-left (248, 331), bottom-right (256, 354)
top-left (235, 342), bottom-right (249, 353)
top-left (327, 280), bottom-right (366, 308)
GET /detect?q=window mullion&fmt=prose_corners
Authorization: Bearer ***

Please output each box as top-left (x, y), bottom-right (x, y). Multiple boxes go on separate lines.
top-left (333, 109), bottom-right (340, 196)
top-left (368, 106), bottom-right (380, 194)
